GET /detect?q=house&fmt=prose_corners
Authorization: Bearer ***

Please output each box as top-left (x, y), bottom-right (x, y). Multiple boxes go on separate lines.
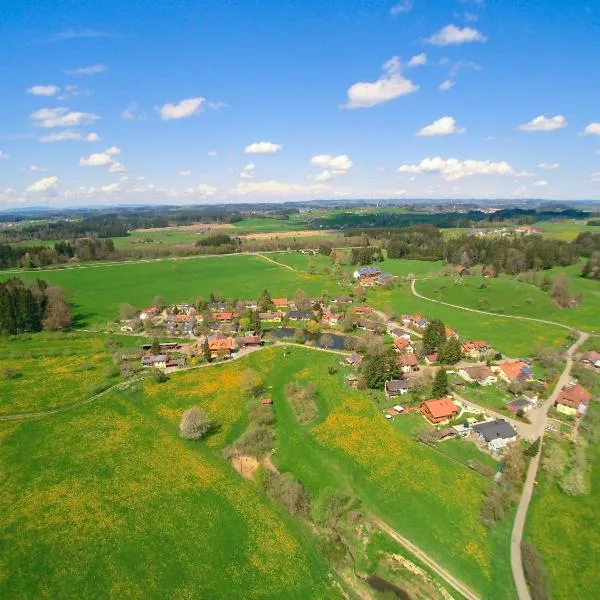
top-left (166, 358), bottom-right (186, 368)
top-left (322, 313), bottom-right (341, 326)
top-left (445, 327), bottom-right (458, 340)
top-left (289, 310), bottom-right (312, 321)
top-left (425, 353), bottom-right (439, 365)
top-left (259, 311), bottom-right (282, 322)
top-left (272, 298), bottom-right (289, 308)
top-left (357, 320), bottom-right (386, 334)
top-left (389, 326), bottom-right (410, 338)
top-left (398, 354), bottom-right (419, 373)
top-left (494, 361), bottom-right (533, 383)
top-left (377, 273), bottom-right (393, 286)
top-left (344, 353), bottom-right (362, 366)
top-left (581, 351), bottom-right (600, 368)
top-left (458, 365), bottom-right (497, 386)
top-left (515, 225), bottom-right (542, 235)
top-left (507, 397), bottom-right (534, 414)
top-left (385, 408), bottom-right (402, 418)
top-left (241, 300), bottom-right (258, 309)
top-left (394, 337), bottom-right (414, 354)
top-left (208, 301), bottom-right (228, 311)
top-left (236, 335), bottom-right (262, 347)
top-left (419, 396), bottom-right (459, 424)
top-left (472, 419), bottom-right (518, 451)
top-left (140, 342), bottom-right (179, 351)
top-left (353, 266), bottom-right (381, 279)
top-left (140, 306), bottom-right (160, 320)
top-left (361, 276), bottom-right (378, 287)
top-left (461, 340), bottom-right (491, 360)
top-left (555, 383), bottom-right (592, 417)
top-left (334, 295), bottom-right (353, 304)
top-left (385, 379), bottom-right (409, 398)
top-left (353, 306), bottom-right (374, 314)
top-left (207, 332), bottom-right (236, 357)
top-left (212, 312), bottom-right (234, 322)
top-left (455, 265), bottom-right (469, 276)
top-left (436, 428), bottom-right (457, 441)
top-left (408, 315), bottom-right (429, 329)
top-left (141, 354), bottom-right (167, 369)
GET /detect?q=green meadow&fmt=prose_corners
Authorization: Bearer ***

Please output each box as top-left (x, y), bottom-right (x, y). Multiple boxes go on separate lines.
top-left (367, 283), bottom-right (569, 357)
top-left (533, 220), bottom-right (600, 241)
top-left (416, 267), bottom-right (599, 333)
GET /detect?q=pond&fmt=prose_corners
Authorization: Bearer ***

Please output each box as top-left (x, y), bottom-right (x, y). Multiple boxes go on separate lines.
top-left (269, 328), bottom-right (356, 351)
top-left (366, 574), bottom-right (412, 599)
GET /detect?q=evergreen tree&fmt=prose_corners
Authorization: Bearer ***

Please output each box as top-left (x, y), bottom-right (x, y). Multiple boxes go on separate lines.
top-left (432, 368), bottom-right (448, 398)
top-left (362, 350), bottom-right (401, 389)
top-left (151, 337), bottom-right (161, 354)
top-left (439, 337), bottom-right (462, 364)
top-left (423, 319), bottom-right (446, 355)
top-left (203, 338), bottom-right (211, 362)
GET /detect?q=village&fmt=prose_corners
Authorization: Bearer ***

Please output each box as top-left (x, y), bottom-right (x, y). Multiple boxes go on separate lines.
top-left (116, 263), bottom-right (596, 465)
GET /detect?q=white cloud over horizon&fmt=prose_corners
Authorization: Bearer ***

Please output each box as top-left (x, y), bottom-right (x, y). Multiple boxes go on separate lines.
top-left (582, 123), bottom-right (600, 136)
top-left (26, 175), bottom-right (58, 193)
top-left (158, 97), bottom-right (205, 120)
top-left (518, 115), bottom-right (567, 132)
top-left (79, 146), bottom-right (121, 167)
top-left (39, 131), bottom-right (100, 143)
top-left (398, 157), bottom-right (531, 181)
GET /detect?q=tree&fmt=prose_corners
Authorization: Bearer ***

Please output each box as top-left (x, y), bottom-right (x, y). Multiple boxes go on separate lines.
top-left (152, 295), bottom-right (166, 309)
top-left (439, 337), bottom-right (461, 364)
top-left (502, 444), bottom-right (526, 488)
top-left (241, 368), bottom-right (262, 398)
top-left (361, 350), bottom-right (400, 389)
top-left (353, 284), bottom-right (365, 301)
top-left (293, 289), bottom-right (310, 310)
top-left (422, 319), bottom-right (446, 355)
top-left (151, 337), bottom-right (161, 355)
top-left (119, 303), bottom-right (137, 320)
top-left (432, 368), bottom-right (448, 398)
top-left (305, 320), bottom-right (321, 335)
top-left (550, 273), bottom-right (572, 307)
top-left (42, 287), bottom-right (72, 330)
top-left (195, 296), bottom-right (207, 311)
top-left (525, 438), bottom-right (541, 457)
top-left (179, 406), bottom-right (213, 440)
top-left (202, 338), bottom-right (211, 362)
top-left (542, 443), bottom-right (568, 477)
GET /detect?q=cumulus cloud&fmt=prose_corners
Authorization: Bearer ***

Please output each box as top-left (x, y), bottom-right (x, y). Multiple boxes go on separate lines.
top-left (582, 122), bottom-right (600, 136)
top-left (244, 141), bottom-right (282, 154)
top-left (197, 184), bottom-right (217, 196)
top-left (101, 183), bottom-right (119, 193)
top-left (439, 79), bottom-right (455, 91)
top-left (108, 162), bottom-right (127, 173)
top-left (310, 154), bottom-right (353, 172)
top-left (39, 130), bottom-right (100, 142)
top-left (158, 97), bottom-right (205, 120)
top-left (534, 180), bottom-right (548, 187)
top-left (66, 64), bottom-right (108, 76)
top-left (426, 25), bottom-right (487, 45)
top-left (518, 115), bottom-right (567, 132)
top-left (417, 116), bottom-right (465, 137)
top-left (30, 107), bottom-right (99, 128)
top-left (207, 150), bottom-right (218, 157)
top-left (79, 146), bottom-right (121, 167)
top-left (407, 53), bottom-right (427, 67)
top-left (240, 163), bottom-right (255, 178)
top-left (26, 176), bottom-right (58, 193)
top-left (342, 56), bottom-right (418, 109)
top-left (397, 157), bottom-right (531, 181)
top-left (234, 180), bottom-right (327, 196)
top-left (178, 169), bottom-right (191, 177)
top-left (538, 162), bottom-right (559, 170)
top-left (390, 1), bottom-right (413, 16)
top-left (27, 85), bottom-right (60, 96)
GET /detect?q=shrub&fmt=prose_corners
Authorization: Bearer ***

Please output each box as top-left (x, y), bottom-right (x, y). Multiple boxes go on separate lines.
top-left (232, 426), bottom-right (275, 458)
top-left (521, 540), bottom-right (550, 600)
top-left (285, 382), bottom-right (318, 425)
top-left (179, 406), bottom-right (213, 440)
top-left (262, 471), bottom-right (311, 518)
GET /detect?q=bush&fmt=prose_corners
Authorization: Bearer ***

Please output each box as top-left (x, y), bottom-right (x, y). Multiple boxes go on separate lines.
top-left (312, 488), bottom-right (357, 527)
top-left (151, 368), bottom-right (169, 383)
top-left (179, 406), bottom-right (213, 440)
top-left (262, 471), bottom-right (311, 518)
top-left (231, 426), bottom-right (275, 458)
top-left (285, 382), bottom-right (318, 425)
top-left (521, 540), bottom-right (550, 600)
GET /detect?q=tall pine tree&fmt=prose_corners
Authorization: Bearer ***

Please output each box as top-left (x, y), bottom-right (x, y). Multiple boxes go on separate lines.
top-left (432, 368), bottom-right (448, 398)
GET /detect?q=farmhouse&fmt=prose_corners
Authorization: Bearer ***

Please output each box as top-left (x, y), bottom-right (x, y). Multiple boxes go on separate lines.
top-left (357, 320), bottom-right (386, 334)
top-left (322, 313), bottom-right (341, 326)
top-left (494, 361), bottom-right (533, 383)
top-left (141, 354), bottom-right (167, 369)
top-left (361, 276), bottom-right (378, 287)
top-left (555, 383), bottom-right (592, 417)
top-left (419, 396), bottom-right (459, 424)
top-left (353, 266), bottom-right (381, 279)
top-left (235, 335), bottom-right (262, 347)
top-left (472, 419), bottom-right (517, 451)
top-left (377, 273), bottom-right (393, 286)
top-left (458, 365), bottom-right (497, 386)
top-left (353, 306), bottom-right (374, 314)
top-left (461, 340), bottom-right (491, 360)
top-left (207, 332), bottom-right (236, 357)
top-left (140, 306), bottom-right (160, 320)
top-left (393, 337), bottom-right (414, 353)
top-left (385, 379), bottom-right (409, 398)
top-left (166, 358), bottom-right (185, 368)
top-left (398, 354), bottom-right (419, 373)
top-left (272, 298), bottom-right (289, 308)
top-left (259, 312), bottom-right (282, 322)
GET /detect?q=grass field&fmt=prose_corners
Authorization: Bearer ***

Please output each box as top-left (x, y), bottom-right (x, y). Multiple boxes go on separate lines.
top-left (232, 217), bottom-right (309, 233)
top-left (415, 268), bottom-right (599, 333)
top-left (1, 255), bottom-right (340, 327)
top-left (367, 283), bottom-right (569, 357)
top-left (525, 410), bottom-right (600, 599)
top-left (0, 332), bottom-right (118, 415)
top-left (533, 220), bottom-right (600, 241)
top-left (110, 228), bottom-right (204, 249)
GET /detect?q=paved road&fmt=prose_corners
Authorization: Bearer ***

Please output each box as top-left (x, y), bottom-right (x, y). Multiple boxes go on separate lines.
top-left (371, 515), bottom-right (481, 600)
top-left (510, 331), bottom-right (589, 600)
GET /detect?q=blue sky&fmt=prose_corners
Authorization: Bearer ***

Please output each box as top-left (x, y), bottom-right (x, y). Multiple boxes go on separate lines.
top-left (1, 0), bottom-right (599, 206)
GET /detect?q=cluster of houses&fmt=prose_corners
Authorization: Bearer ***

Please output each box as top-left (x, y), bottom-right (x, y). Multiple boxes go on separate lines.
top-left (466, 225), bottom-right (542, 238)
top-left (352, 266), bottom-right (394, 287)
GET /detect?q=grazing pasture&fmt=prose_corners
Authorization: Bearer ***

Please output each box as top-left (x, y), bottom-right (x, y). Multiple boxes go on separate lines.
top-left (533, 220), bottom-right (600, 241)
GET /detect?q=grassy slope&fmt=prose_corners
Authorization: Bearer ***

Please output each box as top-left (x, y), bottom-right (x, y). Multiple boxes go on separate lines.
top-left (0, 332), bottom-right (117, 415)
top-left (367, 284), bottom-right (568, 357)
top-left (533, 220), bottom-right (600, 241)
top-left (525, 410), bottom-right (600, 599)
top-left (0, 356), bottom-right (339, 599)
top-left (243, 347), bottom-right (516, 599)
top-left (417, 268), bottom-right (599, 333)
top-left (3, 255), bottom-right (338, 327)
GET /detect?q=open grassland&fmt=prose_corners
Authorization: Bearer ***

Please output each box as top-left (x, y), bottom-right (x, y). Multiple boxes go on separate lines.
top-left (232, 217), bottom-right (309, 233)
top-left (534, 220), bottom-right (600, 241)
top-left (368, 284), bottom-right (569, 357)
top-left (0, 332), bottom-right (117, 415)
top-left (0, 379), bottom-right (339, 599)
top-left (2, 255), bottom-right (339, 327)
top-left (525, 413), bottom-right (600, 600)
top-left (110, 228), bottom-right (203, 249)
top-left (416, 268), bottom-right (600, 333)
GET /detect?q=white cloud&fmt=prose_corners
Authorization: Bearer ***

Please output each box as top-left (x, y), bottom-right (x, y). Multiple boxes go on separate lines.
top-left (66, 64), bottom-right (108, 76)
top-left (109, 162), bottom-right (127, 173)
top-left (26, 165), bottom-right (42, 171)
top-left (417, 116), bottom-right (465, 137)
top-left (310, 154), bottom-right (353, 172)
top-left (197, 184), bottom-right (217, 196)
top-left (39, 130), bottom-right (100, 142)
top-left (314, 171), bottom-right (334, 182)
top-left (538, 162), bottom-right (559, 170)
top-left (343, 56), bottom-right (418, 109)
top-left (518, 115), bottom-right (567, 132)
top-left (407, 53), bottom-right (427, 67)
top-left (101, 183), bottom-right (119, 193)
top-left (240, 163), bottom-right (256, 178)
top-left (534, 180), bottom-right (548, 187)
top-left (233, 180), bottom-right (328, 196)
top-left (244, 141), bottom-right (282, 154)
top-left (390, 1), bottom-right (413, 15)
top-left (121, 102), bottom-right (146, 121)
top-left (397, 157), bottom-right (531, 181)
top-left (26, 176), bottom-right (58, 193)
top-left (426, 25), bottom-right (487, 45)
top-left (30, 107), bottom-right (99, 128)
top-left (27, 85), bottom-right (60, 96)
top-left (178, 169), bottom-right (191, 177)
top-left (582, 123), bottom-right (600, 136)
top-left (80, 146), bottom-right (121, 167)
top-left (207, 150), bottom-right (218, 157)
top-left (157, 97), bottom-right (205, 120)
top-left (439, 79), bottom-right (455, 91)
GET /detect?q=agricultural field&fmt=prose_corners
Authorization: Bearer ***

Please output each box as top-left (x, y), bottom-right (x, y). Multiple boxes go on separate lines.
top-left (367, 283), bottom-right (569, 357)
top-left (415, 267), bottom-right (600, 333)
top-left (232, 217), bottom-right (310, 233)
top-left (533, 219), bottom-right (600, 241)
top-left (525, 408), bottom-right (600, 600)
top-left (2, 254), bottom-right (342, 327)
top-left (0, 332), bottom-right (118, 415)
top-left (110, 228), bottom-right (205, 249)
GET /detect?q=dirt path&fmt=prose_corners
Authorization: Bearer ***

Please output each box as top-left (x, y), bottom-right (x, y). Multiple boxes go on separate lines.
top-left (510, 331), bottom-right (589, 600)
top-left (371, 515), bottom-right (481, 600)
top-left (254, 253), bottom-right (297, 272)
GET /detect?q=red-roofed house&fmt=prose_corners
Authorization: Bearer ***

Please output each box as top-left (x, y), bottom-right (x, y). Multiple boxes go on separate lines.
top-left (555, 383), bottom-right (592, 417)
top-left (445, 327), bottom-right (458, 340)
top-left (212, 312), bottom-right (234, 322)
top-left (272, 298), bottom-right (289, 308)
top-left (494, 361), bottom-right (532, 383)
top-left (398, 354), bottom-right (419, 373)
top-left (425, 353), bottom-right (438, 365)
top-left (394, 338), bottom-right (414, 354)
top-left (420, 396), bottom-right (459, 424)
top-left (461, 340), bottom-right (491, 360)
top-left (353, 306), bottom-right (374, 314)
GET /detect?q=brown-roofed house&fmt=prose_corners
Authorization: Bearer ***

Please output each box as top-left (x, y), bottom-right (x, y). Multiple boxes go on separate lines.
top-left (272, 298), bottom-right (289, 307)
top-left (398, 354), bottom-right (419, 373)
top-left (207, 332), bottom-right (236, 357)
top-left (445, 327), bottom-right (458, 339)
top-left (461, 340), bottom-right (490, 359)
top-left (420, 396), bottom-right (459, 424)
top-left (212, 311), bottom-right (234, 322)
top-left (394, 337), bottom-right (413, 353)
top-left (458, 365), bottom-right (497, 386)
top-left (555, 383), bottom-right (592, 417)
